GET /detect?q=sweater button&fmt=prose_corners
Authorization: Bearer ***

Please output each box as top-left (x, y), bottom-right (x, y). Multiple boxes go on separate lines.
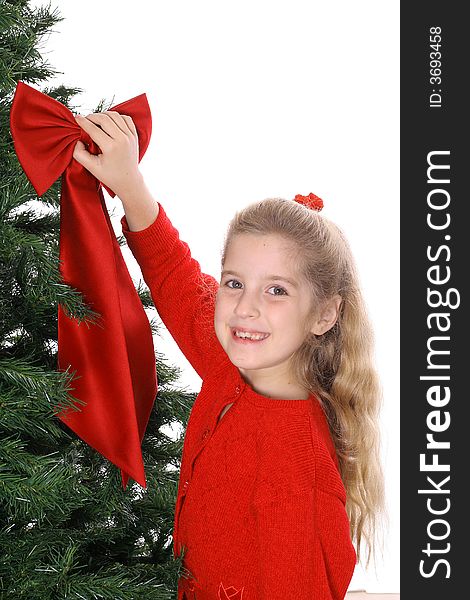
top-left (235, 385), bottom-right (241, 394)
top-left (202, 428), bottom-right (210, 441)
top-left (182, 480), bottom-right (189, 492)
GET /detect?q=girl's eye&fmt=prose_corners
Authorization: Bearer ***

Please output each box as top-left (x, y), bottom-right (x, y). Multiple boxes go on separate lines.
top-left (223, 280), bottom-right (287, 296)
top-left (225, 279), bottom-right (242, 289)
top-left (268, 286), bottom-right (288, 296)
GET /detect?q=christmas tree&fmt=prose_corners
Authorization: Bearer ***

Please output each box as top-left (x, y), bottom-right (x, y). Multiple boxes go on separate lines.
top-left (0, 2), bottom-right (193, 597)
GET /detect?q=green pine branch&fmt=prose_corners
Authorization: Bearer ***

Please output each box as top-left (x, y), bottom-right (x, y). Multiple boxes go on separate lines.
top-left (0, 2), bottom-right (196, 597)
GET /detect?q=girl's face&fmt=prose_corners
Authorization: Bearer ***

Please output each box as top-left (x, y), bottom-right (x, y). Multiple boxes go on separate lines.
top-left (214, 233), bottom-right (317, 394)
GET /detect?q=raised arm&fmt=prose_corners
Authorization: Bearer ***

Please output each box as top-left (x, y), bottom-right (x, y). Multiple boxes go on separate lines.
top-left (120, 200), bottom-right (225, 380)
top-left (72, 111), bottom-right (226, 380)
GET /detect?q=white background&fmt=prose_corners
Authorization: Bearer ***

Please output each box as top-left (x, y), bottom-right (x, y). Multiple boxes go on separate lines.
top-left (30, 0), bottom-right (399, 592)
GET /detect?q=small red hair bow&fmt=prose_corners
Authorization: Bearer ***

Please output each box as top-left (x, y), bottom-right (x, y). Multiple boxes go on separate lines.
top-left (9, 81), bottom-right (157, 488)
top-left (293, 192), bottom-right (324, 211)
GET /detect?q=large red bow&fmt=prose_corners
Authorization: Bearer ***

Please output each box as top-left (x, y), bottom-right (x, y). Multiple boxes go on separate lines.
top-left (9, 81), bottom-right (157, 488)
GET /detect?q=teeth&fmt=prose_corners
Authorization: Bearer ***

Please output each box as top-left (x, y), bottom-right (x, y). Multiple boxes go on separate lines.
top-left (234, 330), bottom-right (269, 340)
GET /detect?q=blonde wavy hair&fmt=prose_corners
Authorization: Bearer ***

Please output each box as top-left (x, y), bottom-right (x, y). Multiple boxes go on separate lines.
top-left (221, 197), bottom-right (385, 564)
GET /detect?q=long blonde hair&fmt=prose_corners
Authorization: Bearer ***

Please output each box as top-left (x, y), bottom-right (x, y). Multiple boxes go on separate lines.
top-left (221, 197), bottom-right (385, 564)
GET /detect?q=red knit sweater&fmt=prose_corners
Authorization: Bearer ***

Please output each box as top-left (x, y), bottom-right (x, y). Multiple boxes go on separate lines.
top-left (121, 203), bottom-right (357, 600)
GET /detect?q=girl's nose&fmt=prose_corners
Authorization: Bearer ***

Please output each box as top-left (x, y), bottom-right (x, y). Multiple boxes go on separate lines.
top-left (234, 291), bottom-right (260, 319)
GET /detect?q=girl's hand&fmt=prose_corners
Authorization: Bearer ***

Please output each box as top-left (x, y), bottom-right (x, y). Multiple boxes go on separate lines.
top-left (73, 111), bottom-right (142, 197)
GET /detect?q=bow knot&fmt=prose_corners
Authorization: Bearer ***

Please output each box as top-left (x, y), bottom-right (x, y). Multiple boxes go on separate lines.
top-left (79, 126), bottom-right (94, 147)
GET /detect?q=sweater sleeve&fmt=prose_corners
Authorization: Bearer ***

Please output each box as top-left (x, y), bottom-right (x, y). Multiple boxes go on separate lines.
top-left (254, 488), bottom-right (356, 600)
top-left (120, 202), bottom-right (226, 380)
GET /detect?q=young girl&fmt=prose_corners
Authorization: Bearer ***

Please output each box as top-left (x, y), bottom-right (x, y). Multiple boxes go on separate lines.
top-left (73, 110), bottom-right (384, 600)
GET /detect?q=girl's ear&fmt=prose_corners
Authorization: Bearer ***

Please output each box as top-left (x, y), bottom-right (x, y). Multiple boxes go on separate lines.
top-left (310, 294), bottom-right (342, 336)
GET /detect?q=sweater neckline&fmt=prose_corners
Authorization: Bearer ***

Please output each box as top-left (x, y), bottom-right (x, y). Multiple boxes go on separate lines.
top-left (233, 366), bottom-right (315, 410)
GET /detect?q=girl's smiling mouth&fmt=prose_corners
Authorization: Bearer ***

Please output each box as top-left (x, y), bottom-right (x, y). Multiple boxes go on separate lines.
top-left (231, 327), bottom-right (270, 342)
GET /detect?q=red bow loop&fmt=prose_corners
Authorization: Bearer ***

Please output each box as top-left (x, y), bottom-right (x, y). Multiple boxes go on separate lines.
top-left (9, 80), bottom-right (151, 198)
